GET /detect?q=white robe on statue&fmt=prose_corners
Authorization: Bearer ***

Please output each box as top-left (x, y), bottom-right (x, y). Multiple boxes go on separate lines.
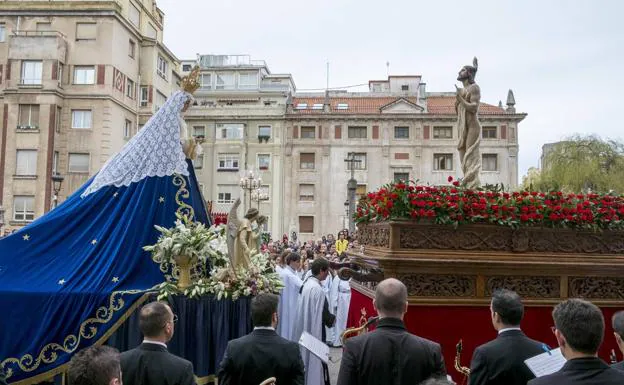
top-left (293, 276), bottom-right (327, 385)
top-left (330, 276), bottom-right (352, 346)
top-left (276, 265), bottom-right (303, 341)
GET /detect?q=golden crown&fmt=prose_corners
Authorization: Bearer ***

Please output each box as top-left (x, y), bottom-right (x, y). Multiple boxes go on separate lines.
top-left (181, 66), bottom-right (201, 94)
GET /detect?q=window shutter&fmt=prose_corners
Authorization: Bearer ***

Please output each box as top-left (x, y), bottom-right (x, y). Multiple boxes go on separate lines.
top-left (51, 61), bottom-right (58, 80)
top-left (334, 125), bottom-right (341, 139)
top-left (501, 125), bottom-right (507, 140)
top-left (293, 125), bottom-right (298, 139)
top-left (97, 65), bottom-right (105, 85)
top-left (423, 125), bottom-right (430, 140)
top-left (148, 85), bottom-right (153, 102)
top-left (372, 125), bottom-right (379, 139)
top-left (318, 125), bottom-right (322, 139)
top-left (6, 60), bottom-right (10, 80)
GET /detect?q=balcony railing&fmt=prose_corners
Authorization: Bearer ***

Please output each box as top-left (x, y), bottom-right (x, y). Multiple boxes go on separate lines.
top-left (12, 30), bottom-right (67, 38)
top-left (16, 125), bottom-right (39, 131)
top-left (199, 55), bottom-right (267, 68)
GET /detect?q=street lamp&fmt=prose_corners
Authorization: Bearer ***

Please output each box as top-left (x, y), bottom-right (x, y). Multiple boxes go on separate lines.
top-left (251, 187), bottom-right (269, 209)
top-left (51, 173), bottom-right (64, 209)
top-left (239, 169), bottom-right (262, 210)
top-left (343, 200), bottom-right (349, 230)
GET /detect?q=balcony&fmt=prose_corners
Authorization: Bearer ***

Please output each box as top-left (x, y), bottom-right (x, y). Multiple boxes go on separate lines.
top-left (198, 55), bottom-right (267, 69)
top-left (9, 31), bottom-right (67, 61)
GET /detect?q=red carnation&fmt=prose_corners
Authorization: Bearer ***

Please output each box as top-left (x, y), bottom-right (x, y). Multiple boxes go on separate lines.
top-left (448, 176), bottom-right (453, 182)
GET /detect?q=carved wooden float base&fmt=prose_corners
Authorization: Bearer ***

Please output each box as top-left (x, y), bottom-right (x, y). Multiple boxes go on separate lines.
top-left (351, 221), bottom-right (624, 306)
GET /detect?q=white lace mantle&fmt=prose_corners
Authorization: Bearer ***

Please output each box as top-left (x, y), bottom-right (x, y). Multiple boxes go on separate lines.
top-left (81, 91), bottom-right (191, 197)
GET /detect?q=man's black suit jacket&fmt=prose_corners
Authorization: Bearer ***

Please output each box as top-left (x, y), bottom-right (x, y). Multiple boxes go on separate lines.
top-left (528, 357), bottom-right (624, 385)
top-left (217, 328), bottom-right (305, 385)
top-left (469, 329), bottom-right (544, 385)
top-left (120, 343), bottom-right (195, 385)
top-left (336, 317), bottom-right (446, 385)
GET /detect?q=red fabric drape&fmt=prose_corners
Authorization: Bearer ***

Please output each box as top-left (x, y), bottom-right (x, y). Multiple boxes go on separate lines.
top-left (347, 288), bottom-right (623, 383)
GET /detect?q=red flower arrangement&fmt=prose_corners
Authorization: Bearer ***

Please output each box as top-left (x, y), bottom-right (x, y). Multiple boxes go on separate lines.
top-left (354, 178), bottom-right (624, 230)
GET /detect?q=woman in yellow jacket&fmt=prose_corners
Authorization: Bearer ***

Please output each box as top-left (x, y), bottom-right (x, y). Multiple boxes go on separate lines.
top-left (335, 231), bottom-right (349, 257)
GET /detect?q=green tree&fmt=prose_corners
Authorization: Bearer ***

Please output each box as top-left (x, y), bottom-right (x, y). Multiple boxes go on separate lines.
top-left (524, 135), bottom-right (624, 193)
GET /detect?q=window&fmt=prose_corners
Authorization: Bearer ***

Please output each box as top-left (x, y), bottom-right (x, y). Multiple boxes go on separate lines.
top-left (433, 154), bottom-right (453, 171)
top-left (433, 126), bottom-right (453, 139)
top-left (257, 154), bottom-right (270, 170)
top-left (295, 103), bottom-right (308, 110)
top-left (192, 126), bottom-right (205, 138)
top-left (129, 40), bottom-right (136, 58)
top-left (346, 153), bottom-right (366, 170)
top-left (182, 64), bottom-right (193, 72)
top-left (16, 150), bottom-right (37, 176)
top-left (356, 184), bottom-right (367, 200)
top-left (140, 86), bottom-right (149, 107)
top-left (68, 153), bottom-right (90, 173)
top-left (336, 103), bottom-right (348, 110)
top-left (13, 196), bottom-right (35, 222)
top-left (55, 106), bottom-right (62, 133)
top-left (348, 126), bottom-right (367, 139)
top-left (394, 172), bottom-right (409, 182)
top-left (154, 91), bottom-right (166, 111)
top-left (146, 23), bottom-right (157, 39)
top-left (36, 22), bottom-right (52, 32)
top-left (124, 119), bottom-right (132, 138)
top-left (157, 56), bottom-right (168, 80)
top-left (71, 110), bottom-right (92, 129)
top-left (21, 61), bottom-right (43, 85)
top-left (76, 23), bottom-right (96, 40)
top-left (217, 153), bottom-right (239, 170)
top-left (126, 78), bottom-right (135, 98)
top-left (200, 73), bottom-right (211, 90)
top-left (217, 185), bottom-right (237, 204)
top-left (216, 72), bottom-right (235, 90)
top-left (299, 184), bottom-right (315, 201)
top-left (53, 151), bottom-right (59, 174)
top-left (0, 24), bottom-right (5, 42)
top-left (394, 126), bottom-right (409, 139)
top-left (299, 216), bottom-right (314, 233)
top-left (193, 154), bottom-right (204, 169)
top-left (300, 153), bottom-right (315, 170)
top-left (74, 66), bottom-right (95, 84)
top-left (238, 72), bottom-right (257, 89)
top-left (401, 84), bottom-right (409, 91)
top-left (217, 123), bottom-right (243, 140)
top-left (482, 154), bottom-right (498, 171)
top-left (312, 103), bottom-right (323, 110)
top-left (18, 105), bottom-right (40, 129)
top-left (482, 126), bottom-right (497, 139)
top-left (258, 125), bottom-right (271, 137)
top-left (129, 4), bottom-right (141, 27)
top-left (301, 126), bottom-right (315, 139)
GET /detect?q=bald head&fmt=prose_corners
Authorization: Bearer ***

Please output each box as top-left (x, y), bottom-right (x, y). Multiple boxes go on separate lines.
top-left (374, 278), bottom-right (408, 318)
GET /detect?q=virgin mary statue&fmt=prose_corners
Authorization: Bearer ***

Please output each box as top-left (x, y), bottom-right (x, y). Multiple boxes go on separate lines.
top-left (0, 67), bottom-right (209, 383)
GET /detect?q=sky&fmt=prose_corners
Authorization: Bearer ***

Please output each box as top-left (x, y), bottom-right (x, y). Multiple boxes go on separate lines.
top-left (157, 0), bottom-right (624, 182)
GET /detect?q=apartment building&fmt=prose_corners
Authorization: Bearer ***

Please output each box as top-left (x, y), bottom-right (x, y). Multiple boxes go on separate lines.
top-left (0, 0), bottom-right (180, 233)
top-left (283, 77), bottom-right (525, 238)
top-left (181, 55), bottom-right (295, 235)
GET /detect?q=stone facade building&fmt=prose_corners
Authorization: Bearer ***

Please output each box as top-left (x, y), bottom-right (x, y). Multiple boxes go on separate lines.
top-left (283, 78), bottom-right (525, 238)
top-left (0, 0), bottom-right (180, 233)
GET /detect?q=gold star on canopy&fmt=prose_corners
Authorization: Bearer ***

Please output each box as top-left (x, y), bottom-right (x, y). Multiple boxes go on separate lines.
top-left (22, 234), bottom-right (30, 241)
top-left (112, 277), bottom-right (119, 283)
top-left (91, 239), bottom-right (98, 245)
top-left (58, 279), bottom-right (66, 285)
top-left (158, 196), bottom-right (165, 203)
top-left (113, 192), bottom-right (118, 198)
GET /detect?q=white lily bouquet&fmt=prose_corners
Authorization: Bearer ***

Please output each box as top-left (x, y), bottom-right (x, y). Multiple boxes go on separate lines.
top-left (144, 216), bottom-right (283, 300)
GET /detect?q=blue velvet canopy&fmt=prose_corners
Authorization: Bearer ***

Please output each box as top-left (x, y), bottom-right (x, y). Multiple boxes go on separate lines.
top-left (0, 91), bottom-right (209, 383)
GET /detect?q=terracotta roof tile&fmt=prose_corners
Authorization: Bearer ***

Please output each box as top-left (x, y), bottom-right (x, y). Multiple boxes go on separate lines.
top-left (289, 96), bottom-right (508, 115)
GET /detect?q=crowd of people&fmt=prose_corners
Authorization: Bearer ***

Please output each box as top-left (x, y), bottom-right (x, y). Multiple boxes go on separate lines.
top-left (55, 280), bottom-right (624, 385)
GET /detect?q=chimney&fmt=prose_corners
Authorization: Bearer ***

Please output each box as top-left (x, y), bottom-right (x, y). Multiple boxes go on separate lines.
top-left (506, 90), bottom-right (516, 113)
top-left (323, 90), bottom-right (331, 113)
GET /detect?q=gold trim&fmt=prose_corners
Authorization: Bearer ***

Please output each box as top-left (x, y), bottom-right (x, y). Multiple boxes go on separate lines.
top-left (196, 374), bottom-right (217, 385)
top-left (2, 290), bottom-right (152, 384)
top-left (173, 174), bottom-right (195, 220)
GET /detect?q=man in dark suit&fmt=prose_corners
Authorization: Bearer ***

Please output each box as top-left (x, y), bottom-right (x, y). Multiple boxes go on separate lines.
top-left (217, 293), bottom-right (305, 385)
top-left (611, 310), bottom-right (624, 371)
top-left (68, 345), bottom-right (122, 385)
top-left (337, 278), bottom-right (446, 385)
top-left (528, 299), bottom-right (624, 385)
top-left (469, 289), bottom-right (545, 385)
top-left (120, 301), bottom-right (195, 385)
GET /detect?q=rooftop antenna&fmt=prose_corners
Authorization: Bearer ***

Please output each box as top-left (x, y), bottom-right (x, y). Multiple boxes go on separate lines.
top-left (386, 61), bottom-right (390, 77)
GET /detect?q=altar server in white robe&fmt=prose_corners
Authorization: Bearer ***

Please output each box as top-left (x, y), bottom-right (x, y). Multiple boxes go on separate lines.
top-left (293, 258), bottom-right (336, 385)
top-left (330, 275), bottom-right (352, 347)
top-left (323, 269), bottom-right (335, 345)
top-left (276, 252), bottom-right (303, 340)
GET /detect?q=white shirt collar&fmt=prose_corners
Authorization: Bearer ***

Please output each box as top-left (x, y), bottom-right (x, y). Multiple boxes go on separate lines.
top-left (498, 327), bottom-right (522, 335)
top-left (286, 265), bottom-right (296, 274)
top-left (142, 339), bottom-right (168, 348)
top-left (254, 326), bottom-right (275, 331)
